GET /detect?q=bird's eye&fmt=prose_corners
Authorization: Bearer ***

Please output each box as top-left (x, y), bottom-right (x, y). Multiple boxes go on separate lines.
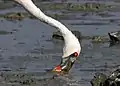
top-left (73, 52), bottom-right (78, 57)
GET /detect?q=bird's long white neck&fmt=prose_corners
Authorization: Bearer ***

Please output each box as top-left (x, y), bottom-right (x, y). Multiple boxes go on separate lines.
top-left (16, 0), bottom-right (71, 36)
top-left (15, 0), bottom-right (81, 58)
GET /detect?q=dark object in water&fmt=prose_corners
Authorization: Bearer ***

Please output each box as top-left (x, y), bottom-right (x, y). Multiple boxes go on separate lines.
top-left (91, 73), bottom-right (107, 86)
top-left (52, 30), bottom-right (81, 41)
top-left (52, 31), bottom-right (64, 40)
top-left (108, 31), bottom-right (120, 44)
top-left (91, 68), bottom-right (120, 86)
top-left (4, 12), bottom-right (25, 21)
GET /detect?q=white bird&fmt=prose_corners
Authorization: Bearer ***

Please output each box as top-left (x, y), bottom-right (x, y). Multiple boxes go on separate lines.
top-left (14, 0), bottom-right (81, 73)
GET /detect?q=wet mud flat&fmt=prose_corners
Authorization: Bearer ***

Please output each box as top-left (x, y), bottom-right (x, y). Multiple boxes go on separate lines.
top-left (0, 71), bottom-right (74, 86)
top-left (0, 0), bottom-right (120, 86)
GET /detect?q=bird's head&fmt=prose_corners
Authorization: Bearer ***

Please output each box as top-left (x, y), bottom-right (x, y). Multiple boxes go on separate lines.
top-left (53, 32), bottom-right (81, 73)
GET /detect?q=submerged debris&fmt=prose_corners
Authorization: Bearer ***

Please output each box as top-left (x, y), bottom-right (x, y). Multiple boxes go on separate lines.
top-left (0, 30), bottom-right (12, 35)
top-left (4, 12), bottom-right (25, 21)
top-left (52, 30), bottom-right (81, 41)
top-left (92, 36), bottom-right (104, 43)
top-left (42, 2), bottom-right (112, 12)
top-left (91, 73), bottom-right (107, 86)
top-left (91, 68), bottom-right (120, 86)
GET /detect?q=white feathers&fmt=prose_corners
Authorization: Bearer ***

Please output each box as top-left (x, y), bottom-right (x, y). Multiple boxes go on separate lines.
top-left (14, 0), bottom-right (81, 58)
top-left (63, 32), bottom-right (81, 58)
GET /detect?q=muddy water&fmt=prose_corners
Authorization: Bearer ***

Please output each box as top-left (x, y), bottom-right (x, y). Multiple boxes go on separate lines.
top-left (0, 0), bottom-right (120, 86)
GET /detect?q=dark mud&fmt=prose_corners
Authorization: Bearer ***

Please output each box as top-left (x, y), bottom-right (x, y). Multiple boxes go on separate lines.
top-left (0, 0), bottom-right (120, 86)
top-left (91, 68), bottom-right (120, 86)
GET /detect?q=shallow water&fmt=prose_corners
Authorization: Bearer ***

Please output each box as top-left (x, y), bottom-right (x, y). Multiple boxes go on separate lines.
top-left (0, 0), bottom-right (120, 86)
